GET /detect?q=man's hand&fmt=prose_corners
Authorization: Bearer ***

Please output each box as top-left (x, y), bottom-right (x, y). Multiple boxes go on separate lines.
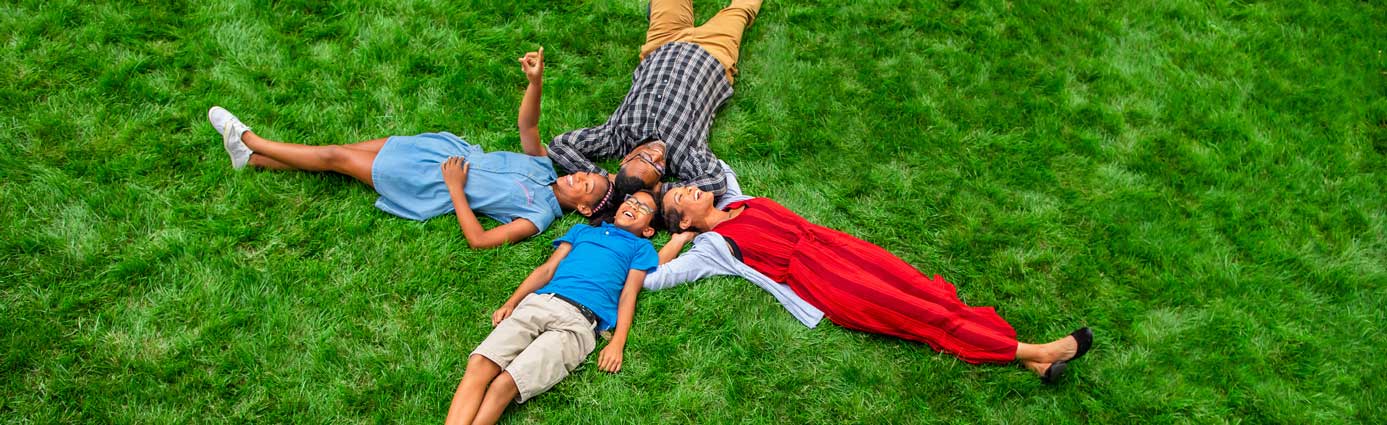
top-left (491, 303), bottom-right (515, 326)
top-left (519, 47), bottom-right (544, 84)
top-left (441, 156), bottom-right (469, 189)
top-left (597, 343), bottom-right (624, 373)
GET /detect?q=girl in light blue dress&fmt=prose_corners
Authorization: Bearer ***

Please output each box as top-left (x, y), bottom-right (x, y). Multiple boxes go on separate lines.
top-left (207, 49), bottom-right (617, 249)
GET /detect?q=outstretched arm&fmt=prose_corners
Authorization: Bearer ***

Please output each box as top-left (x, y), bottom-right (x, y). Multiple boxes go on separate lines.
top-left (442, 157), bottom-right (541, 249)
top-left (598, 268), bottom-right (646, 373)
top-left (658, 232), bottom-right (697, 265)
top-left (492, 242), bottom-right (574, 325)
top-left (518, 48), bottom-right (546, 157)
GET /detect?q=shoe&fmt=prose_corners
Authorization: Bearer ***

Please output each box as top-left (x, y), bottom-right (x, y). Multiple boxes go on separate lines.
top-left (1069, 327), bottom-right (1094, 361)
top-left (1041, 361), bottom-right (1067, 385)
top-left (208, 106), bottom-right (253, 169)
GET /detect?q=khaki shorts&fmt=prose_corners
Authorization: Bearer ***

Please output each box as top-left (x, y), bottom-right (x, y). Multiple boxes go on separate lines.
top-left (471, 293), bottom-right (598, 403)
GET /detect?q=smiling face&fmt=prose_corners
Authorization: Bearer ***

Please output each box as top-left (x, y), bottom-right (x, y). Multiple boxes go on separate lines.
top-left (615, 141), bottom-right (667, 191)
top-left (552, 172), bottom-right (611, 216)
top-left (613, 191), bottom-right (658, 238)
top-left (661, 185), bottom-right (715, 232)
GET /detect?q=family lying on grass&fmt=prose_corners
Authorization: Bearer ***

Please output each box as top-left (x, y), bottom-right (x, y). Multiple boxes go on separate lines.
top-left (205, 1), bottom-right (1093, 423)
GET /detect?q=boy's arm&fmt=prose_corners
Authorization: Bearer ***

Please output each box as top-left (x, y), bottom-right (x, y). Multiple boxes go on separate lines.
top-left (492, 242), bottom-right (573, 325)
top-left (441, 157), bottom-right (540, 249)
top-left (517, 48), bottom-right (546, 157)
top-left (597, 268), bottom-right (646, 373)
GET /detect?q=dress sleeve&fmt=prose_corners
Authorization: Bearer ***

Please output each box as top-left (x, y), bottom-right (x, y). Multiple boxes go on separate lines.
top-left (643, 236), bottom-right (738, 291)
top-left (518, 207), bottom-right (557, 234)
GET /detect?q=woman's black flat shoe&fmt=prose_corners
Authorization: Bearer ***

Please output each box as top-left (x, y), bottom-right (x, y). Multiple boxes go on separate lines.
top-left (1041, 361), bottom-right (1068, 384)
top-left (1069, 327), bottom-right (1093, 361)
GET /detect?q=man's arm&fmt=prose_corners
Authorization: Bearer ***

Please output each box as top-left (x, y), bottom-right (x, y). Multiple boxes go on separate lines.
top-left (492, 242), bottom-right (574, 325)
top-left (441, 157), bottom-right (540, 249)
top-left (518, 48), bottom-right (546, 157)
top-left (597, 268), bottom-right (645, 373)
top-left (547, 126), bottom-right (624, 175)
top-left (662, 150), bottom-right (728, 197)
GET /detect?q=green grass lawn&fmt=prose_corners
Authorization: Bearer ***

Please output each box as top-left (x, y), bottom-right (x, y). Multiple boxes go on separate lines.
top-left (3, 0), bottom-right (1385, 422)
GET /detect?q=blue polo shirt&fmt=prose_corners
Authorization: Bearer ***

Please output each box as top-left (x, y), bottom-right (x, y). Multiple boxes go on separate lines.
top-left (535, 223), bottom-right (659, 331)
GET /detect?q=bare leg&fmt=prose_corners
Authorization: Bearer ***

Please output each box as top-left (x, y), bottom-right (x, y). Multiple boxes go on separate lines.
top-left (240, 131), bottom-right (379, 186)
top-left (445, 355), bottom-right (504, 425)
top-left (248, 153), bottom-right (292, 170)
top-left (471, 372), bottom-right (519, 425)
top-left (1014, 337), bottom-right (1079, 375)
top-left (344, 137), bottom-right (389, 153)
top-left (250, 138), bottom-right (384, 169)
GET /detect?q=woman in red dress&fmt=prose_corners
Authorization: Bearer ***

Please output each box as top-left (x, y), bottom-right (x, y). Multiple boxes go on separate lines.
top-left (658, 186), bottom-right (1093, 382)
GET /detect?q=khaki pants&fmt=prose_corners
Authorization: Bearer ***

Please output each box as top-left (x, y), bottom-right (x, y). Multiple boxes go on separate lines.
top-left (640, 0), bottom-right (762, 85)
top-left (471, 293), bottom-right (598, 403)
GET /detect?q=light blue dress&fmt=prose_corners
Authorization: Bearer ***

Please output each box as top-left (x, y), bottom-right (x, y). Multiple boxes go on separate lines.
top-left (371, 132), bottom-right (563, 233)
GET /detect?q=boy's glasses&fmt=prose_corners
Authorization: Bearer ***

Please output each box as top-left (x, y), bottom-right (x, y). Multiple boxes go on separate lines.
top-left (622, 195), bottom-right (654, 217)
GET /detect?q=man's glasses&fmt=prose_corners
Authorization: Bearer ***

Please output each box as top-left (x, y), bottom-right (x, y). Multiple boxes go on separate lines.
top-left (622, 194), bottom-right (654, 217)
top-left (621, 152), bottom-right (665, 178)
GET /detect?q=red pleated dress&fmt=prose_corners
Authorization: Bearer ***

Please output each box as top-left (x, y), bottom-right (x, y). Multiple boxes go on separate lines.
top-left (714, 198), bottom-right (1018, 364)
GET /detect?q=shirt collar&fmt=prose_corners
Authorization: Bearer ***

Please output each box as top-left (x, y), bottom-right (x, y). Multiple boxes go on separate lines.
top-left (597, 221), bottom-right (638, 239)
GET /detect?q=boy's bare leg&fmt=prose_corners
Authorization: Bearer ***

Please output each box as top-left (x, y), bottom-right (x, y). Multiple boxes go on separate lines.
top-left (240, 131), bottom-right (380, 186)
top-left (640, 0), bottom-right (696, 59)
top-left (471, 372), bottom-right (520, 425)
top-left (445, 355), bottom-right (505, 425)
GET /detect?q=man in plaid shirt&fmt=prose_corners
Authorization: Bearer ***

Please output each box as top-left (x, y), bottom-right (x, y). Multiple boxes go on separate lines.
top-left (547, 0), bottom-right (761, 206)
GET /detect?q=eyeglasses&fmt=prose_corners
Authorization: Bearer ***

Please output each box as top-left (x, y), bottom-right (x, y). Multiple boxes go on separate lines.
top-left (621, 152), bottom-right (665, 178)
top-left (622, 194), bottom-right (654, 217)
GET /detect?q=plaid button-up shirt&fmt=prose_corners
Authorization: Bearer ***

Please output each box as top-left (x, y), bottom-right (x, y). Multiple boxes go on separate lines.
top-left (547, 42), bottom-right (733, 197)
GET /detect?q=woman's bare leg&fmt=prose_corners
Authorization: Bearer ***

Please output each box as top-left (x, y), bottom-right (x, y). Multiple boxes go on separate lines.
top-left (1014, 337), bottom-right (1079, 376)
top-left (240, 131), bottom-right (379, 186)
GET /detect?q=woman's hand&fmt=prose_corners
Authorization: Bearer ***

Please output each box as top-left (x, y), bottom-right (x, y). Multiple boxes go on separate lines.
top-left (519, 47), bottom-right (544, 84)
top-left (441, 156), bottom-right (469, 189)
top-left (597, 343), bottom-right (624, 373)
top-left (670, 231), bottom-right (698, 245)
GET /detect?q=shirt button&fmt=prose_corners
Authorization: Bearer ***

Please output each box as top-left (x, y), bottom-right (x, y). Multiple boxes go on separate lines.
top-left (605, 231), bottom-right (610, 235)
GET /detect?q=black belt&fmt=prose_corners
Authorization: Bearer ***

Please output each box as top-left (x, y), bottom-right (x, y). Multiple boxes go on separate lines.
top-left (550, 293), bottom-right (599, 328)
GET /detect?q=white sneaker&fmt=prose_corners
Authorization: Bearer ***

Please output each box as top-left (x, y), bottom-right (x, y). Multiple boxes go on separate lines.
top-left (208, 106), bottom-right (253, 169)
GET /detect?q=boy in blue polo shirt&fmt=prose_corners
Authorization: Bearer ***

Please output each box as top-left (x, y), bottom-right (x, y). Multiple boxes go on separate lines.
top-left (444, 191), bottom-right (662, 425)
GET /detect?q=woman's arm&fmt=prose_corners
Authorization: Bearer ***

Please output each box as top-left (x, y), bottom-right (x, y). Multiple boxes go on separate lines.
top-left (645, 233), bottom-right (732, 291)
top-left (657, 232), bottom-right (697, 265)
top-left (441, 157), bottom-right (540, 249)
top-left (598, 268), bottom-right (645, 373)
top-left (517, 48), bottom-right (546, 157)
